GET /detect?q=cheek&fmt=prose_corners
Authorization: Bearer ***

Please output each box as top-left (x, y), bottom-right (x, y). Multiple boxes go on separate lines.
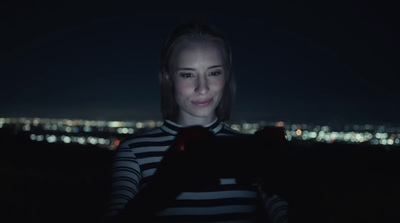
top-left (174, 81), bottom-right (192, 98)
top-left (213, 79), bottom-right (226, 94)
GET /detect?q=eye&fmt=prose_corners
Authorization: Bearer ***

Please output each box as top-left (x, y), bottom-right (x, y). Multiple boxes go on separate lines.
top-left (180, 73), bottom-right (194, 78)
top-left (209, 71), bottom-right (222, 76)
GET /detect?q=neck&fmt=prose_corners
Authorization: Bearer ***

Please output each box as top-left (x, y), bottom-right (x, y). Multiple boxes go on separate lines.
top-left (177, 115), bottom-right (217, 127)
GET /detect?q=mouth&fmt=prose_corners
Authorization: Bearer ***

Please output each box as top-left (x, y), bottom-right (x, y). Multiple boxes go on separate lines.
top-left (192, 98), bottom-right (213, 107)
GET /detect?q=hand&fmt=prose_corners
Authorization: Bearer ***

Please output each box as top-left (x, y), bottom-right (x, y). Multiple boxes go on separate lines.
top-left (117, 126), bottom-right (219, 222)
top-left (154, 126), bottom-right (219, 191)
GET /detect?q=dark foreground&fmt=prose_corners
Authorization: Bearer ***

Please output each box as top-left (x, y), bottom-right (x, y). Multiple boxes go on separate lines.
top-left (1, 129), bottom-right (399, 223)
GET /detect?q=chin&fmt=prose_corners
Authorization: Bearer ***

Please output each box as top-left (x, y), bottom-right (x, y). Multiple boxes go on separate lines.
top-left (191, 109), bottom-right (215, 118)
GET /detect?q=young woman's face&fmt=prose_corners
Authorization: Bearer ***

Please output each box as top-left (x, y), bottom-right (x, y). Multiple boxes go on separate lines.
top-left (170, 40), bottom-right (226, 125)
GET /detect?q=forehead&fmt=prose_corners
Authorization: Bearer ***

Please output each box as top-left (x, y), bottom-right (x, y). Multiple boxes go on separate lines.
top-left (171, 39), bottom-right (226, 67)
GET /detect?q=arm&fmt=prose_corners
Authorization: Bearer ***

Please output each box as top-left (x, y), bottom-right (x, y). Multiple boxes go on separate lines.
top-left (257, 184), bottom-right (289, 223)
top-left (106, 127), bottom-right (220, 222)
top-left (116, 141), bottom-right (221, 222)
top-left (103, 143), bottom-right (141, 221)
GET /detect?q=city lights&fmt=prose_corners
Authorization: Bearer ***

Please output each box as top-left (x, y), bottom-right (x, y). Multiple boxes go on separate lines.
top-left (1, 117), bottom-right (399, 150)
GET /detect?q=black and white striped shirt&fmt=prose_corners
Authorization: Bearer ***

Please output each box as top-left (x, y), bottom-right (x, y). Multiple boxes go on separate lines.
top-left (105, 119), bottom-right (288, 223)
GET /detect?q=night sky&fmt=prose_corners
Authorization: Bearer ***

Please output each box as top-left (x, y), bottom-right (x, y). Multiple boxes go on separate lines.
top-left (1, 1), bottom-right (399, 126)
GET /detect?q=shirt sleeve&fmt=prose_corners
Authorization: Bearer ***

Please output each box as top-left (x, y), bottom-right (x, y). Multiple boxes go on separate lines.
top-left (257, 184), bottom-right (289, 223)
top-left (103, 141), bottom-right (142, 219)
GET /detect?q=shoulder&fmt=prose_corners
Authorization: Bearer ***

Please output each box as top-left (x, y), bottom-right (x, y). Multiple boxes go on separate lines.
top-left (118, 127), bottom-right (169, 149)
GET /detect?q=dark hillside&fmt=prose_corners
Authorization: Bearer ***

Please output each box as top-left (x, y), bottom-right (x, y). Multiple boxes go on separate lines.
top-left (1, 128), bottom-right (399, 222)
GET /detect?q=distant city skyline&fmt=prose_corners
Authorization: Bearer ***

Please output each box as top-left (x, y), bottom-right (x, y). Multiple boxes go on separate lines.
top-left (2, 116), bottom-right (399, 151)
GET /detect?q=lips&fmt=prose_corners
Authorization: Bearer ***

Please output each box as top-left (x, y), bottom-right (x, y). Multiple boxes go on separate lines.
top-left (192, 98), bottom-right (213, 107)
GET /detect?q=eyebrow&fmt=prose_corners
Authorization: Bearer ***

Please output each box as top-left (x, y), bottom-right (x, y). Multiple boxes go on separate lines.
top-left (177, 65), bottom-right (224, 71)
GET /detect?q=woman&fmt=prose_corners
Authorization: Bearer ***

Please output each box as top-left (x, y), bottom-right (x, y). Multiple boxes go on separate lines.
top-left (104, 21), bottom-right (288, 223)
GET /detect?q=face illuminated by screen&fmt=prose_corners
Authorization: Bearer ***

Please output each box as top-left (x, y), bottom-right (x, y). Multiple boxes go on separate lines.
top-left (169, 39), bottom-right (227, 126)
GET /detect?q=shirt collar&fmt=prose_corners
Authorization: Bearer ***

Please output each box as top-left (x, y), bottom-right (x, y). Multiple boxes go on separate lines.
top-left (161, 118), bottom-right (223, 135)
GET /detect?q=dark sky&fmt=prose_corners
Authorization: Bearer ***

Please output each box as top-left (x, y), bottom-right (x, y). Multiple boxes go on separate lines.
top-left (1, 1), bottom-right (399, 126)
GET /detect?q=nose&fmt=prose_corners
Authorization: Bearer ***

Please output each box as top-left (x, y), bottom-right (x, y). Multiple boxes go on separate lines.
top-left (195, 77), bottom-right (209, 95)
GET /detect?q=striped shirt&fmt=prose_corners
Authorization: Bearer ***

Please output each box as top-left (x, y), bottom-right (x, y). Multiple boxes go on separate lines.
top-left (104, 119), bottom-right (288, 223)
